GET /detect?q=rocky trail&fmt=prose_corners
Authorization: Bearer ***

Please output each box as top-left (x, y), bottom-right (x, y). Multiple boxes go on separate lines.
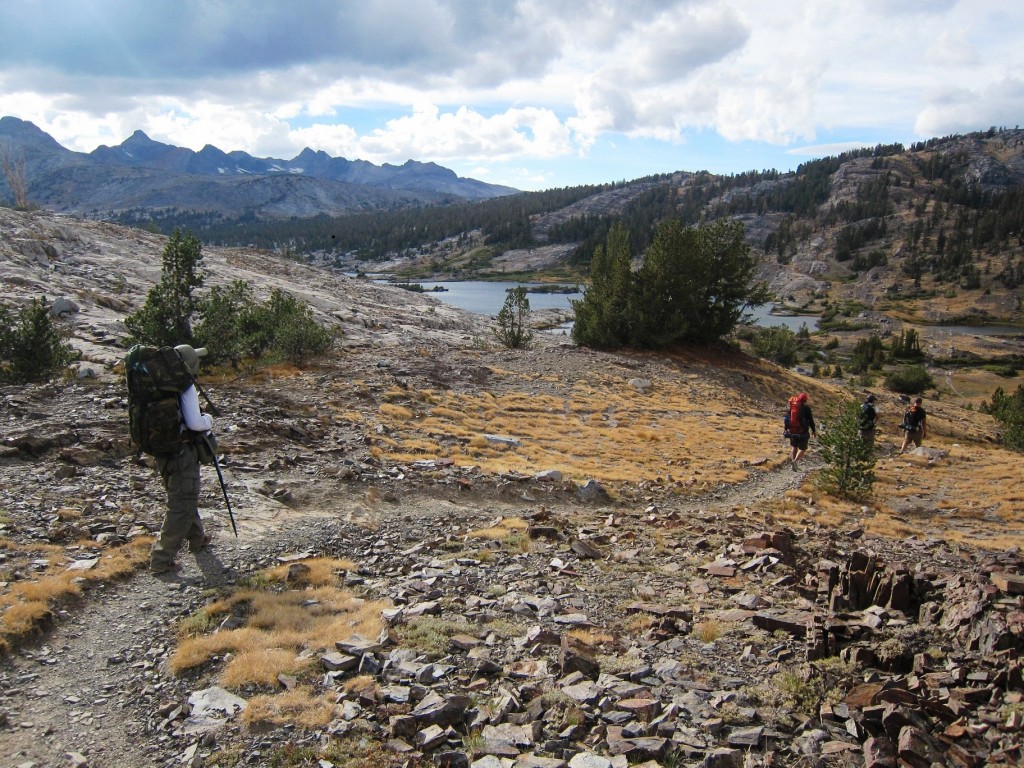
top-left (0, 457), bottom-right (811, 768)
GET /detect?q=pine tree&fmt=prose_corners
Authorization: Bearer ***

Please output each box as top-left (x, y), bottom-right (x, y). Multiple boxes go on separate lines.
top-left (571, 222), bottom-right (632, 347)
top-left (817, 401), bottom-right (876, 500)
top-left (125, 229), bottom-right (205, 346)
top-left (495, 286), bottom-right (534, 349)
top-left (0, 298), bottom-right (77, 383)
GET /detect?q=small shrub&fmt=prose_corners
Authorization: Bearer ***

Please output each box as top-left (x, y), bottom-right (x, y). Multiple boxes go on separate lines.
top-left (270, 299), bottom-right (334, 364)
top-left (753, 658), bottom-right (856, 717)
top-left (0, 298), bottom-right (77, 383)
top-left (396, 615), bottom-right (476, 655)
top-left (749, 326), bottom-right (798, 367)
top-left (884, 364), bottom-right (934, 394)
top-left (502, 531), bottom-right (531, 552)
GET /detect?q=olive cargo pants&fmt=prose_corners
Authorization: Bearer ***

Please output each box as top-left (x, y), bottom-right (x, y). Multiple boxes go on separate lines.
top-left (151, 443), bottom-right (206, 572)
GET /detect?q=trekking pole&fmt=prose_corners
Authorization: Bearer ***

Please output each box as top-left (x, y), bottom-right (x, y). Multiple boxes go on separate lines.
top-left (200, 432), bottom-right (237, 537)
top-left (211, 450), bottom-right (238, 537)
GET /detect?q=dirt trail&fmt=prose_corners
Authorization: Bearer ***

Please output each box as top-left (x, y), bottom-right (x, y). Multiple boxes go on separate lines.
top-left (0, 458), bottom-right (810, 768)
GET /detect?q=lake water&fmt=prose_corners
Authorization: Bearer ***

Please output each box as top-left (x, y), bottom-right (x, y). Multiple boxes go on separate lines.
top-left (367, 276), bottom-right (1024, 335)
top-left (409, 280), bottom-right (584, 315)
top-left (396, 279), bottom-right (820, 331)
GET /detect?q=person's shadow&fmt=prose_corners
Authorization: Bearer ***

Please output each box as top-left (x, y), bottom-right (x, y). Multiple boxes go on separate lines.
top-left (193, 547), bottom-right (236, 586)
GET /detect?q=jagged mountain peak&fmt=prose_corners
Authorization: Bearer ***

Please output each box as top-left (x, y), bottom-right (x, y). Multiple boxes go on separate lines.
top-left (0, 116), bottom-right (518, 217)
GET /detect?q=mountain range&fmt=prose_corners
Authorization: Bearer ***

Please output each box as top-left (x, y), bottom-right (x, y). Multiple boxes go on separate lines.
top-left (0, 116), bottom-right (517, 219)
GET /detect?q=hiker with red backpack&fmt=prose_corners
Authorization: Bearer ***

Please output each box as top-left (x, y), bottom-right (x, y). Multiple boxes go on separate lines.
top-left (784, 392), bottom-right (817, 471)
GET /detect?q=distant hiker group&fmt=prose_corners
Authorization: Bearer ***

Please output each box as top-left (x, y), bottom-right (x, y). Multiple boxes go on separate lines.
top-left (783, 390), bottom-right (928, 467)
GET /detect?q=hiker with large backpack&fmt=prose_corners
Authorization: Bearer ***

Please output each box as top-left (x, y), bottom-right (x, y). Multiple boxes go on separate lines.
top-left (899, 396), bottom-right (927, 454)
top-left (784, 392), bottom-right (817, 471)
top-left (125, 344), bottom-right (215, 574)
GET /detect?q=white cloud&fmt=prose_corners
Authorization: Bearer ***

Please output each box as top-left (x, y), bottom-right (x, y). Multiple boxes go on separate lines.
top-left (1, 0), bottom-right (1022, 183)
top-left (288, 124), bottom-right (360, 159)
top-left (916, 77), bottom-right (1024, 137)
top-left (926, 30), bottom-right (980, 68)
top-left (354, 103), bottom-right (573, 164)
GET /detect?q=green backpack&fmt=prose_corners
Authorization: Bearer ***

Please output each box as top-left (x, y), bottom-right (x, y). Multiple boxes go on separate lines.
top-left (124, 345), bottom-right (194, 455)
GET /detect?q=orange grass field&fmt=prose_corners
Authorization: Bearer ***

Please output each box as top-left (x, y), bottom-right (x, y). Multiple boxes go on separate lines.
top-left (775, 439), bottom-right (1024, 551)
top-left (339, 370), bottom-right (780, 488)
top-left (333, 359), bottom-right (1023, 553)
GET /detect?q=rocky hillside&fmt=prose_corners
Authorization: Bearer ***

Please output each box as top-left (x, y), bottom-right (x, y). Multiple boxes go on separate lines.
top-left (1, 209), bottom-right (1023, 768)
top-left (374, 130), bottom-right (1024, 328)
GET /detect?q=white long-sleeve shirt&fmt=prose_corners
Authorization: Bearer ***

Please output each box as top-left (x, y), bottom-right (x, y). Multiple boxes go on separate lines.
top-left (179, 384), bottom-right (213, 433)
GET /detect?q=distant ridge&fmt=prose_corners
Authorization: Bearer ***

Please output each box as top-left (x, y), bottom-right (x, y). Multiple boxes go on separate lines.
top-left (0, 116), bottom-right (518, 219)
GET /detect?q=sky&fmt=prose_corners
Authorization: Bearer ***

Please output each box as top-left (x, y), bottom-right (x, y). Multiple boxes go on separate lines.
top-left (1, 0), bottom-right (1022, 192)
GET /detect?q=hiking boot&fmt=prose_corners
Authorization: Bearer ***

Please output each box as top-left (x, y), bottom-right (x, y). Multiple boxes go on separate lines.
top-left (189, 534), bottom-right (213, 553)
top-left (151, 560), bottom-right (181, 575)
top-left (790, 460), bottom-right (798, 472)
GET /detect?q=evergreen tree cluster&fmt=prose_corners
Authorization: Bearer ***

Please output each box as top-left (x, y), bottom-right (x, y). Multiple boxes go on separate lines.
top-left (571, 219), bottom-right (768, 349)
top-left (983, 384), bottom-right (1024, 452)
top-left (114, 184), bottom-right (614, 260)
top-left (849, 335), bottom-right (886, 374)
top-left (125, 229), bottom-right (334, 366)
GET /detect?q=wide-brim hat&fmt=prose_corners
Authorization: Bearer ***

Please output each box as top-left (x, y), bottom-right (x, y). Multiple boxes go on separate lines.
top-left (174, 344), bottom-right (208, 375)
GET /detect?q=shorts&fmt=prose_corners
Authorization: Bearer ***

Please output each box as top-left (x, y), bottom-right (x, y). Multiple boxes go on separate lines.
top-left (905, 429), bottom-right (923, 447)
top-left (789, 434), bottom-right (809, 450)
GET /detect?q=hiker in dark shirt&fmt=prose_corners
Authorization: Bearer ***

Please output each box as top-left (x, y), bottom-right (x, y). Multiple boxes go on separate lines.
top-left (859, 394), bottom-right (878, 448)
top-left (899, 397), bottom-right (927, 453)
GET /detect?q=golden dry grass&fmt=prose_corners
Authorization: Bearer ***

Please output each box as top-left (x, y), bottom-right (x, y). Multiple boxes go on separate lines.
top-left (770, 435), bottom-right (1024, 551)
top-left (264, 557), bottom-right (358, 586)
top-left (221, 648), bottom-right (314, 688)
top-left (465, 517), bottom-right (528, 540)
top-left (693, 620), bottom-right (724, 643)
top-left (352, 357), bottom-right (817, 490)
top-left (568, 627), bottom-right (615, 646)
top-left (343, 674), bottom-right (379, 696)
top-left (0, 538), bottom-right (151, 653)
top-left (379, 402), bottom-right (414, 420)
top-left (465, 517), bottom-right (531, 552)
top-left (242, 686), bottom-right (338, 730)
top-left (2, 600), bottom-right (54, 636)
top-left (169, 559), bottom-right (389, 688)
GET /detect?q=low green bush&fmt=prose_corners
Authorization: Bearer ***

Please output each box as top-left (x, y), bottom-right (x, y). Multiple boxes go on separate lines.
top-left (884, 365), bottom-right (934, 394)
